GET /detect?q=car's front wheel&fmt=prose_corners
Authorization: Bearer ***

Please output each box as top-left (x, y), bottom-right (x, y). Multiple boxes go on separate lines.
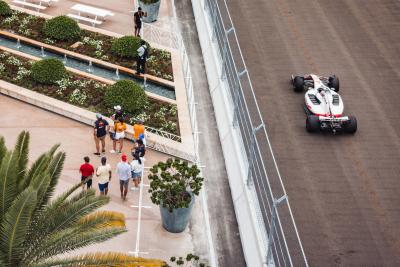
top-left (306, 115), bottom-right (320, 132)
top-left (329, 75), bottom-right (340, 92)
top-left (344, 115), bottom-right (357, 134)
top-left (293, 76), bottom-right (304, 92)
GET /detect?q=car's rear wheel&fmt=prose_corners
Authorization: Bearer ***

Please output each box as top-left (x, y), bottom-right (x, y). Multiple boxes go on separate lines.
top-left (329, 75), bottom-right (340, 92)
top-left (306, 115), bottom-right (320, 132)
top-left (293, 76), bottom-right (304, 92)
top-left (344, 115), bottom-right (357, 134)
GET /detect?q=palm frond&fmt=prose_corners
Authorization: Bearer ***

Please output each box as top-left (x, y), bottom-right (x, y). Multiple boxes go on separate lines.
top-left (21, 153), bottom-right (49, 192)
top-left (0, 187), bottom-right (37, 266)
top-left (0, 136), bottom-right (6, 166)
top-left (38, 151), bottom-right (65, 208)
top-left (77, 211), bottom-right (126, 229)
top-left (14, 131), bottom-right (30, 192)
top-left (32, 252), bottom-right (165, 267)
top-left (24, 191), bottom-right (110, 259)
top-left (0, 152), bottom-right (17, 223)
top-left (25, 227), bottom-right (127, 264)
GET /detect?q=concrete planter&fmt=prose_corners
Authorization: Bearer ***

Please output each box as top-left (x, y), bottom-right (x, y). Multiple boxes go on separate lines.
top-left (160, 193), bottom-right (195, 233)
top-left (139, 0), bottom-right (161, 23)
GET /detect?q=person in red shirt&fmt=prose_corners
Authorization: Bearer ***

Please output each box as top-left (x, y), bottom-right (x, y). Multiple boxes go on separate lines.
top-left (79, 156), bottom-right (94, 190)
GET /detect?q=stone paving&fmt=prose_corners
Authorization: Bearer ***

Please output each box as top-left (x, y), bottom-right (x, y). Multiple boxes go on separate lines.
top-left (5, 0), bottom-right (176, 34)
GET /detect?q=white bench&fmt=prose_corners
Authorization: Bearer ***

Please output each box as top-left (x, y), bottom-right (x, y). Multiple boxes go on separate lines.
top-left (37, 0), bottom-right (58, 6)
top-left (67, 13), bottom-right (103, 27)
top-left (12, 0), bottom-right (47, 11)
top-left (71, 4), bottom-right (114, 21)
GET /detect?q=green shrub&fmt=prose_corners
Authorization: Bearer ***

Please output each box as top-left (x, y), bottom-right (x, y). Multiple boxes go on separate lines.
top-left (30, 58), bottom-right (66, 85)
top-left (111, 36), bottom-right (148, 58)
top-left (0, 1), bottom-right (12, 16)
top-left (105, 80), bottom-right (148, 116)
top-left (43, 15), bottom-right (81, 41)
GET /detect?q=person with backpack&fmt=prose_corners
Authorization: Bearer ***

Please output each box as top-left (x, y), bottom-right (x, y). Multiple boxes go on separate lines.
top-left (136, 40), bottom-right (148, 75)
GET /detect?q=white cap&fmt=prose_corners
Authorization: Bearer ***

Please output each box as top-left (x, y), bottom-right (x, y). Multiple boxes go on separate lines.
top-left (113, 105), bottom-right (122, 111)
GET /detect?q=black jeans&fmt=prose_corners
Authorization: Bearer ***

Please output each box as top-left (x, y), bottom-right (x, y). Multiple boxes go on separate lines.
top-left (136, 57), bottom-right (146, 74)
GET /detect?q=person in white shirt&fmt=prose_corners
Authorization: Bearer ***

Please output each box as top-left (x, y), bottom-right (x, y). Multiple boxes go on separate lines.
top-left (117, 154), bottom-right (131, 200)
top-left (96, 157), bottom-right (112, 195)
top-left (136, 40), bottom-right (148, 75)
top-left (130, 152), bottom-right (145, 188)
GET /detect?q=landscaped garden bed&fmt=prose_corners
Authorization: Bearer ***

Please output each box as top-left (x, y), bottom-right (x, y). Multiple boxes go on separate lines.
top-left (0, 50), bottom-right (179, 135)
top-left (0, 9), bottom-right (173, 81)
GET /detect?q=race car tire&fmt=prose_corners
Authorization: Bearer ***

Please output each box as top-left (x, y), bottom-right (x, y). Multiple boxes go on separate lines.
top-left (306, 115), bottom-right (320, 132)
top-left (344, 115), bottom-right (357, 134)
top-left (293, 76), bottom-right (304, 92)
top-left (329, 75), bottom-right (340, 92)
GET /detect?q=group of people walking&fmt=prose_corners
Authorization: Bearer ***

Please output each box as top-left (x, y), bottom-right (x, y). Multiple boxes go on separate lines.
top-left (79, 108), bottom-right (147, 200)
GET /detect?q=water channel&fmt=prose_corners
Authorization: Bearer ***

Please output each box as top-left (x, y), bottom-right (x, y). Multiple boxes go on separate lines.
top-left (0, 35), bottom-right (176, 100)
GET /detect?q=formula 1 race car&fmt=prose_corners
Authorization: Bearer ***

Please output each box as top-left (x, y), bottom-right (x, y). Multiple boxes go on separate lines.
top-left (291, 74), bottom-right (357, 134)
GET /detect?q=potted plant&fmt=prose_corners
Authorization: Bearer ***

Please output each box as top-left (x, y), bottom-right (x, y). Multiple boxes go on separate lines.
top-left (138, 0), bottom-right (161, 23)
top-left (148, 158), bottom-right (203, 233)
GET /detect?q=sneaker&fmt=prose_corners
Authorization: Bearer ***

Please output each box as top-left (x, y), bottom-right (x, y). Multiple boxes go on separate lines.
top-left (117, 150), bottom-right (122, 154)
top-left (131, 187), bottom-right (139, 191)
top-left (110, 150), bottom-right (116, 154)
top-left (93, 152), bottom-right (101, 156)
top-left (101, 149), bottom-right (106, 154)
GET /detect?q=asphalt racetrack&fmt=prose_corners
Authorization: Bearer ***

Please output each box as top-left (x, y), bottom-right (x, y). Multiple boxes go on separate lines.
top-left (223, 0), bottom-right (400, 266)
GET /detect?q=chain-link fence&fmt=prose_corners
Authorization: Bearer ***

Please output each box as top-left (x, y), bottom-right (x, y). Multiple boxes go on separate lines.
top-left (203, 0), bottom-right (309, 266)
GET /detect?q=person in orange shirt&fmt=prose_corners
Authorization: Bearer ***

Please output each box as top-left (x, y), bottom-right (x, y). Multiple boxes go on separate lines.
top-left (110, 118), bottom-right (127, 154)
top-left (133, 119), bottom-right (145, 141)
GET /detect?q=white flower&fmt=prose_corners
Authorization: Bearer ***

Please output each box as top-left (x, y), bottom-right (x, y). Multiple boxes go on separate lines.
top-left (69, 88), bottom-right (87, 105)
top-left (15, 67), bottom-right (31, 81)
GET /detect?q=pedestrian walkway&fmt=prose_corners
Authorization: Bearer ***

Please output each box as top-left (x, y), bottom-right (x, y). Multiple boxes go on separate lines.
top-left (0, 95), bottom-right (196, 262)
top-left (5, 0), bottom-right (176, 35)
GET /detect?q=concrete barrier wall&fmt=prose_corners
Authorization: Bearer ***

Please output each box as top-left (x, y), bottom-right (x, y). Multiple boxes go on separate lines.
top-left (191, 1), bottom-right (268, 266)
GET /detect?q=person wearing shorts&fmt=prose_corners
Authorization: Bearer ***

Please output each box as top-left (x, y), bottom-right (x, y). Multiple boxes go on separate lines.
top-left (94, 113), bottom-right (109, 156)
top-left (79, 156), bottom-right (94, 190)
top-left (130, 152), bottom-right (145, 189)
top-left (117, 154), bottom-right (131, 200)
top-left (110, 118), bottom-right (127, 154)
top-left (96, 156), bottom-right (111, 195)
top-left (134, 7), bottom-right (145, 37)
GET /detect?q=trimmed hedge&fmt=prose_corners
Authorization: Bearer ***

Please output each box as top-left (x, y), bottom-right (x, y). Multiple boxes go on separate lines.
top-left (30, 58), bottom-right (66, 85)
top-left (105, 80), bottom-right (148, 116)
top-left (43, 16), bottom-right (81, 41)
top-left (111, 36), bottom-right (148, 58)
top-left (0, 1), bottom-right (12, 16)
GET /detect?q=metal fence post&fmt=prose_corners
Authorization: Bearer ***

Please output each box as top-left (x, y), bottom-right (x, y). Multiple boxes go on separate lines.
top-left (266, 195), bottom-right (288, 265)
top-left (246, 123), bottom-right (265, 186)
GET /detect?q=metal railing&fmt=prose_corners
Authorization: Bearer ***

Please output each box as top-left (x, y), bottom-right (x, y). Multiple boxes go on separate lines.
top-left (141, 20), bottom-right (200, 163)
top-left (203, 0), bottom-right (309, 266)
top-left (144, 125), bottom-right (182, 143)
top-left (139, 7), bottom-right (216, 266)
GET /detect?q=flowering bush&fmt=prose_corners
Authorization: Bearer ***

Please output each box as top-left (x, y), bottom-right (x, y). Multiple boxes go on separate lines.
top-left (69, 88), bottom-right (87, 105)
top-left (15, 67), bottom-right (31, 81)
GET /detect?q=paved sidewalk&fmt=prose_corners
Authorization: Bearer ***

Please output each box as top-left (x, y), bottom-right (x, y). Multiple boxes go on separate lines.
top-left (0, 95), bottom-right (196, 262)
top-left (6, 0), bottom-right (175, 35)
top-left (174, 0), bottom-right (246, 266)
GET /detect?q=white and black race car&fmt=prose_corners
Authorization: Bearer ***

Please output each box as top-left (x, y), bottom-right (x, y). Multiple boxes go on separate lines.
top-left (291, 74), bottom-right (357, 134)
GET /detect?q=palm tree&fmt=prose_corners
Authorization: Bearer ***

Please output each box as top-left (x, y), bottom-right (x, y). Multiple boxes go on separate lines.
top-left (0, 131), bottom-right (165, 267)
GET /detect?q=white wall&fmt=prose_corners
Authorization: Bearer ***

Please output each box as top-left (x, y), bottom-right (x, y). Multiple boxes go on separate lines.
top-left (190, 1), bottom-right (269, 266)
